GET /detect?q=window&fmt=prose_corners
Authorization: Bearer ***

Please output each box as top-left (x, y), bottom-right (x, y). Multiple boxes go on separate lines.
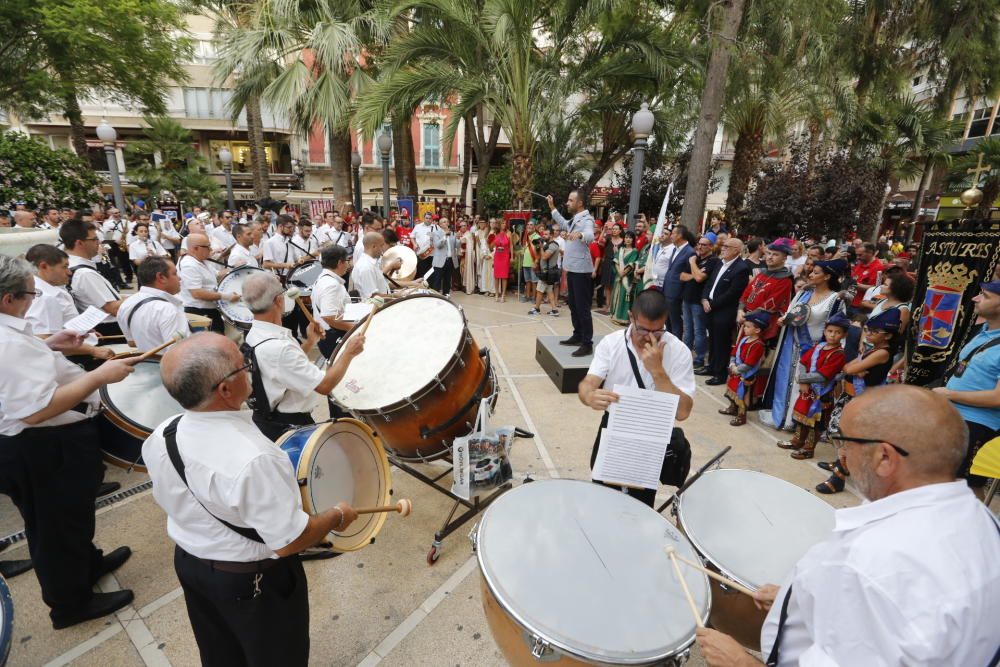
top-left (912, 76), bottom-right (922, 87)
top-left (192, 40), bottom-right (217, 64)
top-left (423, 123), bottom-right (440, 167)
top-left (183, 88), bottom-right (214, 118)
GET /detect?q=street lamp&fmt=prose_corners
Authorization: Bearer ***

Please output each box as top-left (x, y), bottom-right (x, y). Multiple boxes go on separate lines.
top-left (627, 102), bottom-right (655, 232)
top-left (97, 120), bottom-right (126, 212)
top-left (351, 150), bottom-right (362, 213)
top-left (377, 129), bottom-right (393, 216)
top-left (219, 147), bottom-right (235, 211)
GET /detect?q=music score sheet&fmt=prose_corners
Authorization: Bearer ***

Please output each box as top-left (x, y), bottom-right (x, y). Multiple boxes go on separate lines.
top-left (592, 384), bottom-right (679, 490)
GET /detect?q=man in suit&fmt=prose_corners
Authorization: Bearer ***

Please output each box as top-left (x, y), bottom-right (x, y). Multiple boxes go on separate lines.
top-left (660, 225), bottom-right (697, 338)
top-left (430, 217), bottom-right (458, 296)
top-left (547, 192), bottom-right (596, 357)
top-left (700, 237), bottom-right (751, 385)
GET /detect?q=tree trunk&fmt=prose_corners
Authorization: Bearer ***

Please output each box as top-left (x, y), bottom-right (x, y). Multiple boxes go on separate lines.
top-left (806, 120), bottom-right (821, 179)
top-left (63, 91), bottom-right (88, 158)
top-left (459, 112), bottom-right (474, 213)
top-left (328, 128), bottom-right (353, 214)
top-left (245, 93), bottom-right (270, 200)
top-left (907, 156), bottom-right (934, 243)
top-left (511, 152), bottom-right (533, 211)
top-left (679, 0), bottom-right (748, 233)
top-left (472, 108), bottom-right (502, 216)
top-left (392, 113), bottom-right (418, 200)
top-left (861, 175), bottom-right (890, 242)
top-left (724, 129), bottom-right (763, 226)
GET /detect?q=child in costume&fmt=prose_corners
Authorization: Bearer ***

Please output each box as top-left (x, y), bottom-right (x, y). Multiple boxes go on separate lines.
top-left (777, 313), bottom-right (849, 459)
top-left (721, 310), bottom-right (770, 426)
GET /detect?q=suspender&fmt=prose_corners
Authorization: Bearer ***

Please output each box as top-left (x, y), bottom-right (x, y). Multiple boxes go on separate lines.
top-left (241, 338), bottom-right (281, 419)
top-left (624, 337), bottom-right (646, 390)
top-left (126, 295), bottom-right (168, 329)
top-left (69, 263), bottom-right (120, 300)
top-left (163, 416), bottom-right (265, 543)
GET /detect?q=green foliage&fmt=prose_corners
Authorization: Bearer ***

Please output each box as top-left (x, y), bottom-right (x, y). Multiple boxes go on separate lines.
top-left (126, 118), bottom-right (221, 207)
top-left (0, 132), bottom-right (101, 208)
top-left (947, 137), bottom-right (1000, 220)
top-left (479, 164), bottom-right (513, 216)
top-left (607, 143), bottom-right (719, 221)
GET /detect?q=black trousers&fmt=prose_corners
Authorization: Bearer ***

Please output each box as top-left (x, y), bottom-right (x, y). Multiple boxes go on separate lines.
top-left (185, 307), bottom-right (224, 334)
top-left (566, 271), bottom-right (594, 345)
top-left (106, 242), bottom-right (133, 283)
top-left (252, 411), bottom-right (314, 442)
top-left (961, 420), bottom-right (998, 487)
top-left (707, 308), bottom-right (737, 381)
top-left (666, 297), bottom-right (684, 339)
top-left (0, 420), bottom-right (105, 617)
top-left (175, 548), bottom-right (309, 667)
top-left (589, 414), bottom-right (656, 507)
top-left (416, 256), bottom-right (433, 281)
top-left (282, 309), bottom-right (308, 340)
top-left (431, 259), bottom-right (454, 295)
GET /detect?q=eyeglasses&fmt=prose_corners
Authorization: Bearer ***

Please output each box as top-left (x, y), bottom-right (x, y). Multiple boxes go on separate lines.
top-left (631, 324), bottom-right (667, 339)
top-left (84, 236), bottom-right (100, 243)
top-left (211, 362), bottom-right (251, 391)
top-left (16, 290), bottom-right (37, 298)
top-left (829, 430), bottom-right (910, 457)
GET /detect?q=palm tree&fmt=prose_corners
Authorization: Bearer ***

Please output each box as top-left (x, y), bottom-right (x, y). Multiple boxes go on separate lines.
top-left (126, 116), bottom-right (221, 205)
top-left (950, 137), bottom-right (1000, 220)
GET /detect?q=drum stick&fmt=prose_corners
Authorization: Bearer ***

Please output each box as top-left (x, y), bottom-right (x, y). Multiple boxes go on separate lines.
top-left (666, 547), bottom-right (704, 628)
top-left (354, 499), bottom-right (412, 517)
top-left (358, 304), bottom-right (379, 337)
top-left (135, 332), bottom-right (183, 361)
top-left (295, 297), bottom-right (315, 323)
top-left (672, 553), bottom-right (756, 596)
top-left (96, 334), bottom-right (128, 341)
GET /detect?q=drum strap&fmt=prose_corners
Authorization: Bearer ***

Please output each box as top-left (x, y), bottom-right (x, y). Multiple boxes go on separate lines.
top-left (764, 584), bottom-right (793, 666)
top-left (241, 338), bottom-right (282, 419)
top-left (624, 338), bottom-right (646, 389)
top-left (126, 296), bottom-right (168, 329)
top-left (163, 416), bottom-right (266, 544)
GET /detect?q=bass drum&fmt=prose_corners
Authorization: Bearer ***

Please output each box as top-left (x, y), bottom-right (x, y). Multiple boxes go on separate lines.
top-left (329, 293), bottom-right (494, 460)
top-left (217, 266), bottom-right (264, 330)
top-left (276, 419), bottom-right (392, 552)
top-left (98, 356), bottom-right (184, 472)
top-left (675, 469), bottom-right (835, 650)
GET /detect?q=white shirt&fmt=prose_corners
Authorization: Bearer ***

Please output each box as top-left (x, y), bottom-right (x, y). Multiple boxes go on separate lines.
top-left (228, 243), bottom-right (259, 268)
top-left (0, 314), bottom-right (98, 436)
top-left (68, 255), bottom-right (119, 323)
top-left (327, 227), bottom-right (351, 249)
top-left (708, 257), bottom-right (738, 300)
top-left (353, 253), bottom-right (388, 300)
top-left (245, 320), bottom-right (325, 413)
top-left (554, 236), bottom-right (566, 268)
top-left (142, 410), bottom-right (310, 561)
top-left (25, 276), bottom-right (78, 335)
top-left (101, 218), bottom-right (129, 242)
top-left (412, 222), bottom-right (434, 256)
top-left (312, 269), bottom-right (350, 320)
top-left (212, 225), bottom-right (237, 249)
top-left (128, 238), bottom-right (168, 263)
top-left (178, 255), bottom-right (220, 309)
top-left (587, 327), bottom-right (696, 398)
top-left (786, 254), bottom-right (807, 276)
top-left (352, 240), bottom-right (367, 267)
top-left (117, 287), bottom-right (190, 351)
top-left (760, 481), bottom-right (1000, 666)
top-left (263, 234), bottom-right (294, 275)
top-left (291, 234), bottom-right (318, 263)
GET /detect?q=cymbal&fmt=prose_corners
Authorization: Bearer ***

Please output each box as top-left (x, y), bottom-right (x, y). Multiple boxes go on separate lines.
top-left (382, 245), bottom-right (418, 281)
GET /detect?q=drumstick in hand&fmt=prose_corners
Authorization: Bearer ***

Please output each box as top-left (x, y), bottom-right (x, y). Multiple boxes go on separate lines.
top-left (666, 547), bottom-right (704, 628)
top-left (672, 552), bottom-right (756, 596)
top-left (354, 499), bottom-right (412, 517)
top-left (96, 334), bottom-right (128, 341)
top-left (136, 332), bottom-right (184, 361)
top-left (358, 304), bottom-right (379, 337)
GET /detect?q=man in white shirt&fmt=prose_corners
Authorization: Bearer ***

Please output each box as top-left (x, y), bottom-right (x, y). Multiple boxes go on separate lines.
top-left (227, 224), bottom-right (260, 268)
top-left (411, 212), bottom-right (435, 277)
top-left (291, 220), bottom-right (319, 264)
top-left (100, 207), bottom-right (133, 286)
top-left (327, 213), bottom-right (352, 250)
top-left (697, 384), bottom-right (1000, 667)
top-left (179, 219), bottom-right (225, 257)
top-left (40, 207), bottom-right (61, 230)
top-left (263, 214), bottom-right (300, 282)
top-left (649, 228), bottom-right (674, 288)
top-left (61, 219), bottom-right (126, 338)
top-left (241, 272), bottom-right (365, 441)
top-left (178, 233), bottom-right (239, 333)
top-left (143, 333), bottom-right (360, 665)
top-left (211, 211), bottom-right (237, 249)
top-left (311, 245), bottom-right (353, 358)
top-left (430, 217), bottom-right (457, 296)
top-left (0, 255), bottom-right (137, 628)
top-left (352, 232), bottom-right (392, 300)
top-left (118, 257), bottom-right (191, 352)
top-left (578, 289), bottom-right (695, 507)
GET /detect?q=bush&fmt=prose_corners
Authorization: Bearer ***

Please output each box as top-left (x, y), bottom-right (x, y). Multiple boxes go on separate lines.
top-left (0, 131), bottom-right (102, 209)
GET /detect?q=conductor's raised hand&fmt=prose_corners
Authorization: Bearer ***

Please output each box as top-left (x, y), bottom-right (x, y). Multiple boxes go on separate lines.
top-left (545, 194), bottom-right (555, 210)
top-left (343, 334), bottom-right (365, 357)
top-left (638, 336), bottom-right (666, 374)
top-left (586, 388), bottom-right (620, 411)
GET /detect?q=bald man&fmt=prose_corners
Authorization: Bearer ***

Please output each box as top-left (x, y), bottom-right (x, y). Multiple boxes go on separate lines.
top-left (351, 232), bottom-right (394, 300)
top-left (178, 233), bottom-right (239, 333)
top-left (697, 384), bottom-right (1000, 667)
top-left (144, 333), bottom-right (358, 666)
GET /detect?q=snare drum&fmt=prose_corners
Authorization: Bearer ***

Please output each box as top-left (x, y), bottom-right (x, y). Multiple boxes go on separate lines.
top-left (475, 480), bottom-right (710, 666)
top-left (0, 574), bottom-right (12, 666)
top-left (330, 293), bottom-right (494, 460)
top-left (288, 260), bottom-right (324, 298)
top-left (675, 469), bottom-right (835, 650)
top-left (276, 419), bottom-right (392, 552)
top-left (98, 357), bottom-right (184, 472)
top-left (217, 265), bottom-right (265, 329)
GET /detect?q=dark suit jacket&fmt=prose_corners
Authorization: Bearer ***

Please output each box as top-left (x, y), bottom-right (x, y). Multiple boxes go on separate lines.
top-left (660, 244), bottom-right (696, 302)
top-left (702, 258), bottom-right (751, 313)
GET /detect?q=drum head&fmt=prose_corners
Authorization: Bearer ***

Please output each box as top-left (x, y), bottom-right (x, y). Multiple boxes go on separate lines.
top-left (477, 480), bottom-right (710, 662)
top-left (331, 295), bottom-right (466, 410)
top-left (381, 245), bottom-right (417, 281)
top-left (217, 266), bottom-right (264, 326)
top-left (101, 358), bottom-right (183, 435)
top-left (295, 419), bottom-right (391, 552)
top-left (677, 469), bottom-right (835, 590)
top-left (288, 261), bottom-right (323, 295)
top-left (0, 575), bottom-right (11, 666)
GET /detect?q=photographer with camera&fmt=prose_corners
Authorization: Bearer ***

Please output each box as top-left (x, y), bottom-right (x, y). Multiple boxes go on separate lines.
top-left (528, 225), bottom-right (561, 317)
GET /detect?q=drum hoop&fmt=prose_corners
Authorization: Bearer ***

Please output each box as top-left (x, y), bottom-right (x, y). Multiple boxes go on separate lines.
top-left (477, 479), bottom-right (703, 663)
top-left (217, 266), bottom-right (264, 320)
top-left (98, 357), bottom-right (165, 439)
top-left (297, 419), bottom-right (391, 551)
top-left (675, 468), bottom-right (829, 591)
top-left (0, 575), bottom-right (12, 666)
top-left (288, 260), bottom-right (322, 286)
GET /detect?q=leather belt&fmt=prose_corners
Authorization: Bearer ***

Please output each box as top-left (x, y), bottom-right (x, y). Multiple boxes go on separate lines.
top-left (192, 554), bottom-right (283, 574)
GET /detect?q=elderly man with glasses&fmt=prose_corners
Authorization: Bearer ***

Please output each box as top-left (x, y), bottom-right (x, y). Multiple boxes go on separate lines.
top-left (700, 237), bottom-right (751, 384)
top-left (578, 289), bottom-right (695, 507)
top-left (178, 233), bottom-right (240, 334)
top-left (696, 384), bottom-right (1000, 667)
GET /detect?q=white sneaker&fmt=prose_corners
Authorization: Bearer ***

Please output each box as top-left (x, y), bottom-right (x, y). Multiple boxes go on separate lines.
top-left (548, 309), bottom-right (560, 317)
top-left (527, 308), bottom-right (540, 315)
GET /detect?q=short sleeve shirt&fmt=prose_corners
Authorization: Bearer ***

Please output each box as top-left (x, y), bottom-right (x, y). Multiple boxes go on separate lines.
top-left (245, 320), bottom-right (325, 413)
top-left (946, 325), bottom-right (1000, 430)
top-left (68, 256), bottom-right (119, 323)
top-left (587, 328), bottom-right (696, 399)
top-left (311, 269), bottom-right (350, 320)
top-left (178, 255), bottom-right (219, 309)
top-left (25, 277), bottom-right (78, 335)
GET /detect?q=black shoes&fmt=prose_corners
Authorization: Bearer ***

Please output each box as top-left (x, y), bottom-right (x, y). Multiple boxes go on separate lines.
top-left (705, 377), bottom-right (726, 386)
top-left (97, 481), bottom-right (121, 497)
top-left (694, 366), bottom-right (713, 376)
top-left (52, 590), bottom-right (135, 630)
top-left (0, 559), bottom-right (33, 578)
top-left (559, 337), bottom-right (582, 346)
top-left (92, 546), bottom-right (132, 583)
top-left (571, 345), bottom-right (594, 357)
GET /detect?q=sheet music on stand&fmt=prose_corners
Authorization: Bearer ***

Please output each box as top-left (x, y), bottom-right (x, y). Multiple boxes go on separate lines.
top-left (592, 384), bottom-right (679, 490)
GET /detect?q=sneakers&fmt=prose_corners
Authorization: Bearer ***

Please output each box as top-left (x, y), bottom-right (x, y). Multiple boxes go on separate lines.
top-left (548, 309), bottom-right (559, 317)
top-left (528, 308), bottom-right (540, 315)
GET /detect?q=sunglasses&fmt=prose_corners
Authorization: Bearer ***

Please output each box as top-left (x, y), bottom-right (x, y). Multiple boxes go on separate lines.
top-left (829, 430), bottom-right (910, 457)
top-left (211, 362), bottom-right (251, 391)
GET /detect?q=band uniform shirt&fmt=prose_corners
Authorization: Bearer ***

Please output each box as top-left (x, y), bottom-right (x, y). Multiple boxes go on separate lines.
top-left (118, 286), bottom-right (191, 351)
top-left (353, 253), bottom-right (388, 300)
top-left (586, 327), bottom-right (696, 399)
top-left (291, 234), bottom-right (319, 263)
top-left (228, 244), bottom-right (259, 269)
top-left (101, 218), bottom-right (128, 243)
top-left (329, 228), bottom-right (351, 249)
top-left (245, 320), bottom-right (325, 414)
top-left (25, 276), bottom-right (78, 335)
top-left (945, 324), bottom-right (1000, 430)
top-left (263, 234), bottom-right (293, 276)
top-left (550, 208), bottom-right (595, 273)
top-left (128, 239), bottom-right (168, 263)
top-left (760, 481), bottom-right (1000, 666)
top-left (311, 269), bottom-right (349, 321)
top-left (157, 219), bottom-right (180, 249)
top-left (212, 225), bottom-right (236, 249)
top-left (142, 410), bottom-right (311, 561)
top-left (178, 255), bottom-right (220, 310)
top-left (312, 224), bottom-right (331, 245)
top-left (68, 255), bottom-right (119, 323)
top-left (0, 313), bottom-right (98, 436)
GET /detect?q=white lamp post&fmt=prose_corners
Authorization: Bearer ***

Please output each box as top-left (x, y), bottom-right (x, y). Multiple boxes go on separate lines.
top-left (627, 103), bottom-right (655, 232)
top-left (97, 120), bottom-right (126, 212)
top-left (219, 147), bottom-right (235, 211)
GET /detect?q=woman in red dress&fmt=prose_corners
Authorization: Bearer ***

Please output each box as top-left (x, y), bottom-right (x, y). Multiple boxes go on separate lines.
top-left (492, 219), bottom-right (511, 302)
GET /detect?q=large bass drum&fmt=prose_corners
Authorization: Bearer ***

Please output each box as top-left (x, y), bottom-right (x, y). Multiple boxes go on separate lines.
top-left (98, 356), bottom-right (183, 472)
top-left (675, 469), bottom-right (835, 650)
top-left (217, 265), bottom-right (264, 330)
top-left (475, 480), bottom-right (710, 665)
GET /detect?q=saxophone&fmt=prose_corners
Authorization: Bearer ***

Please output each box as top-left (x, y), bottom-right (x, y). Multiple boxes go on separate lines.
top-left (117, 220), bottom-right (128, 253)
